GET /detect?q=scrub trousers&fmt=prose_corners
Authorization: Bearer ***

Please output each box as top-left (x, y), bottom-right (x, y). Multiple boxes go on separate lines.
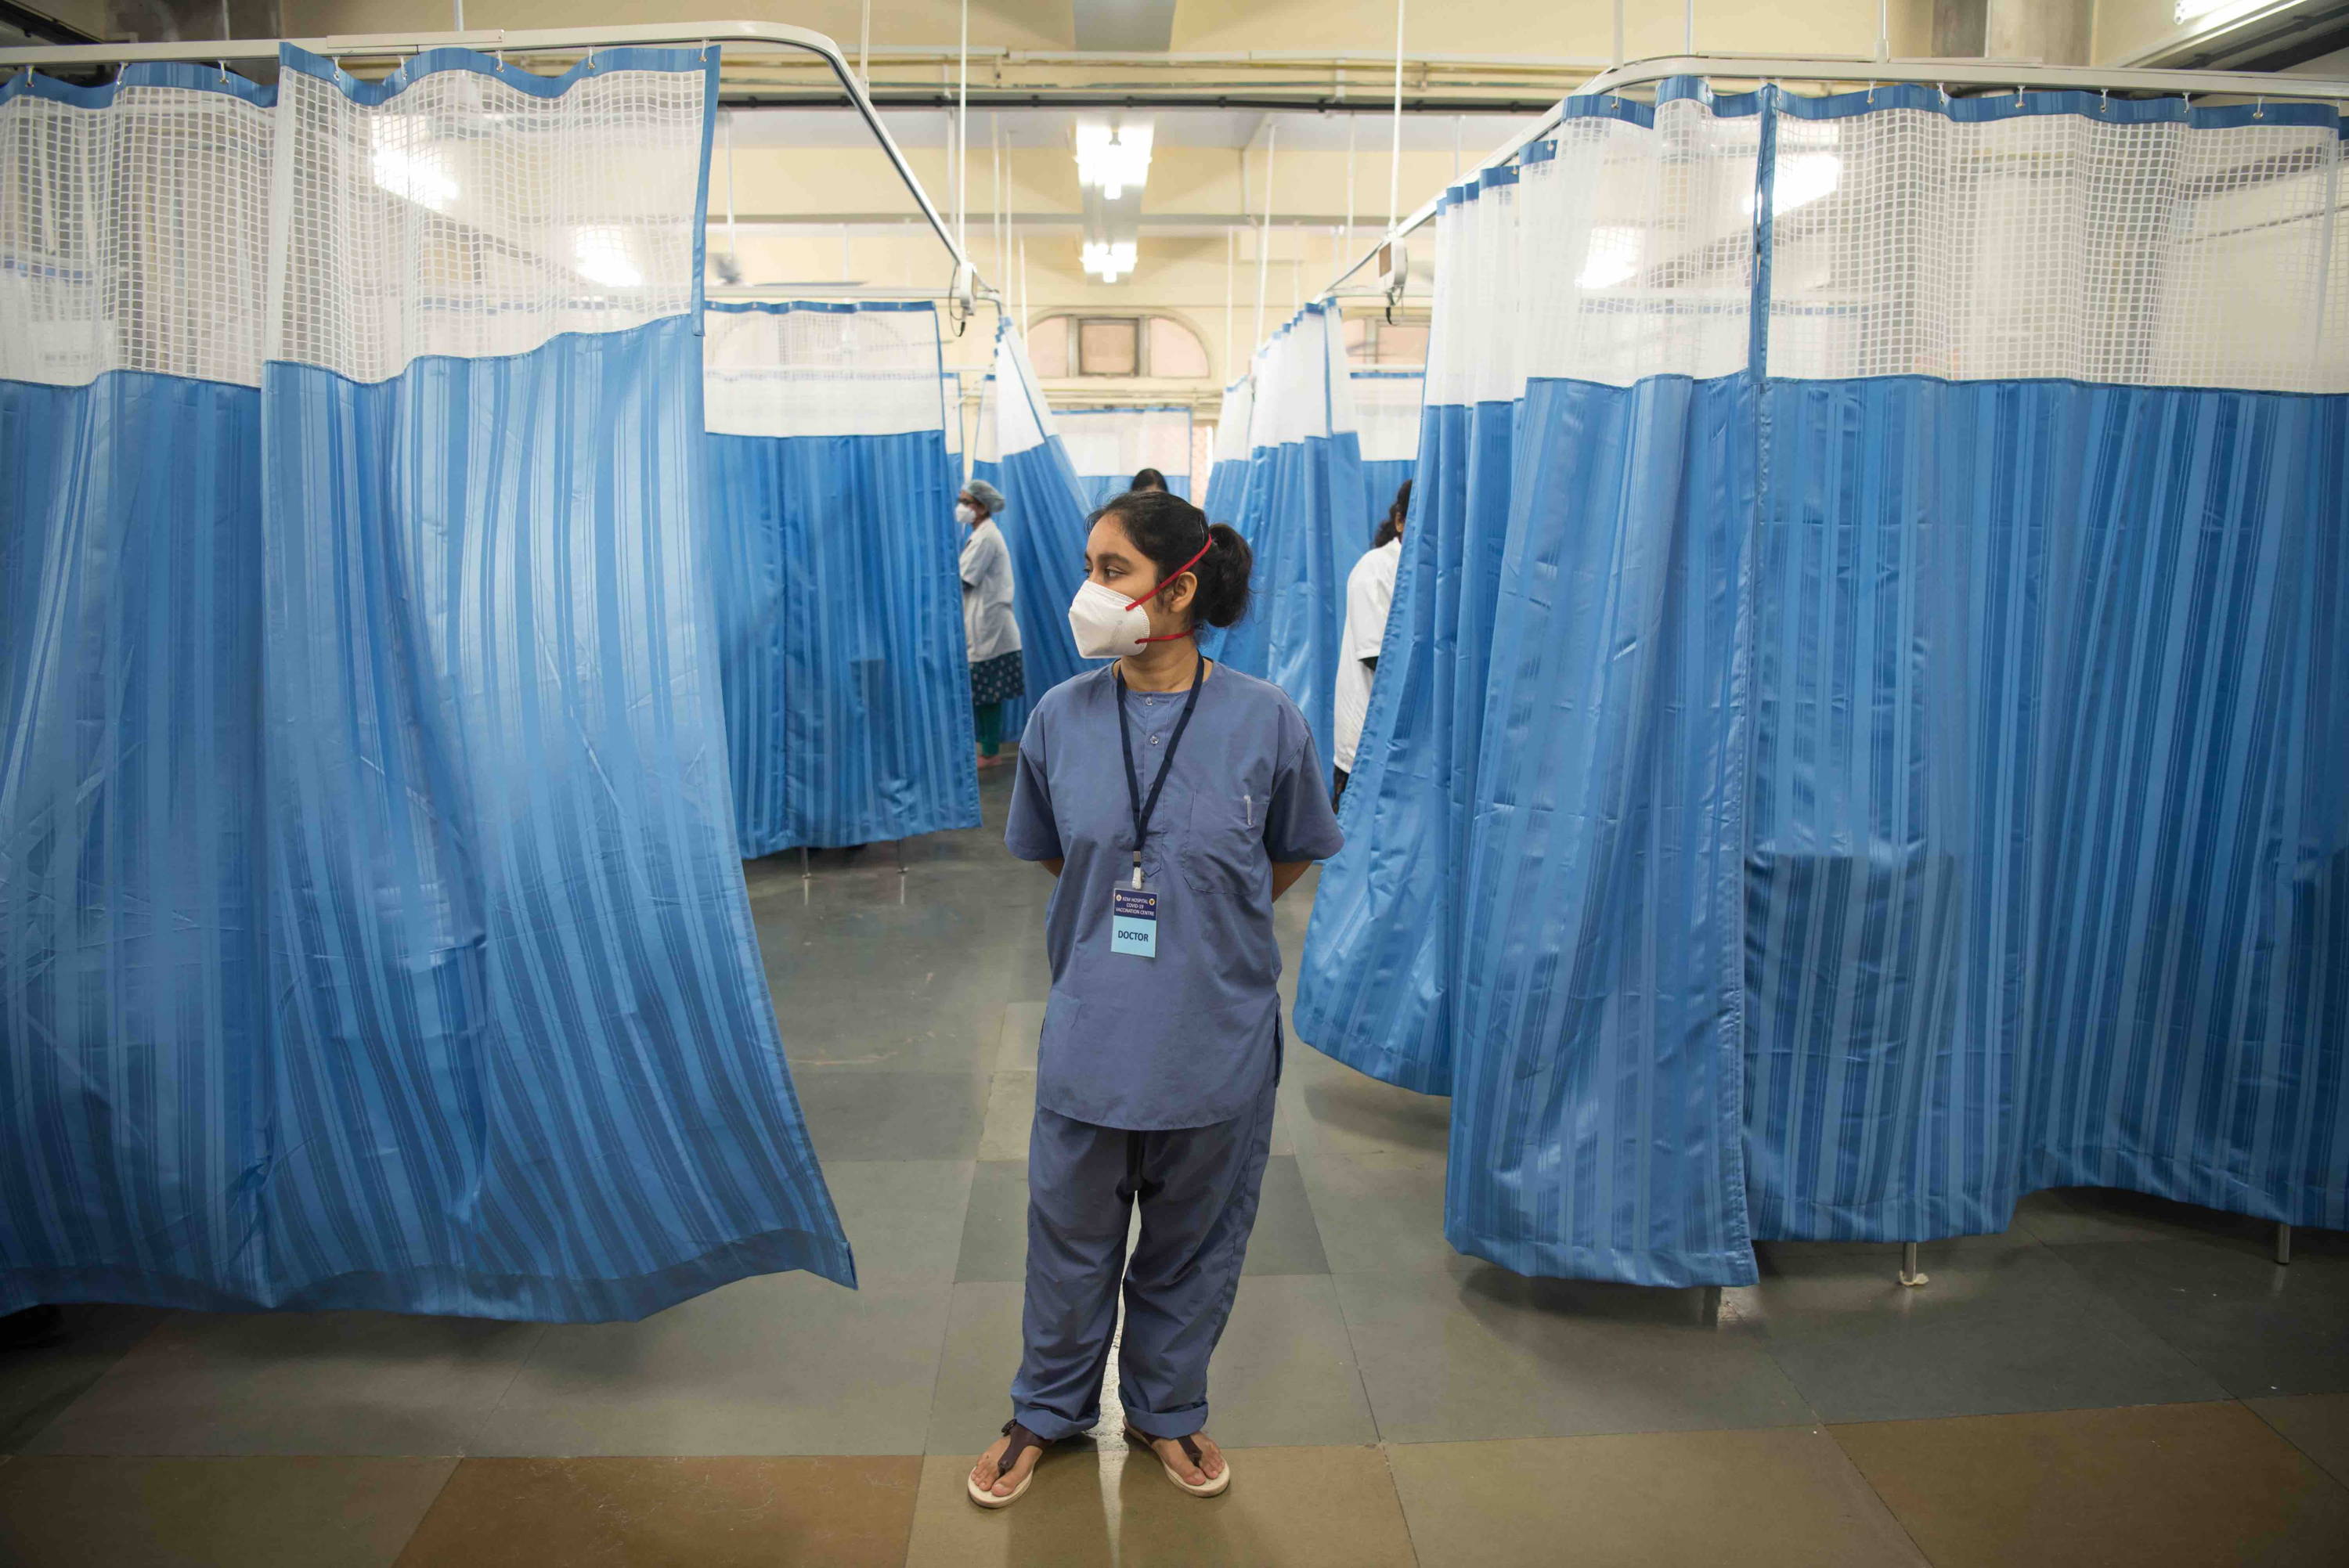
top-left (1010, 1071), bottom-right (1278, 1441)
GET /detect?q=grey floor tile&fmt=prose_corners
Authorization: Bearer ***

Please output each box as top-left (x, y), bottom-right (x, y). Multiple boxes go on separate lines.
top-left (954, 1160), bottom-right (1033, 1285)
top-left (2052, 1237), bottom-right (2349, 1397)
top-left (25, 1310), bottom-right (546, 1458)
top-left (1284, 1063), bottom-right (1450, 1160)
top-left (1199, 1274), bottom-right (1377, 1447)
top-left (976, 1071), bottom-right (1036, 1162)
top-left (471, 1273), bottom-right (948, 1456)
top-left (794, 1069), bottom-right (988, 1162)
top-left (824, 1159), bottom-right (977, 1288)
top-left (924, 1283), bottom-right (1027, 1455)
top-left (1748, 1236), bottom-right (2231, 1422)
top-left (994, 1002), bottom-right (1046, 1072)
top-left (0, 1303), bottom-right (169, 1452)
top-left (1240, 1157), bottom-right (1330, 1277)
top-left (2011, 1186), bottom-right (2282, 1249)
top-left (1335, 1266), bottom-right (1813, 1444)
top-left (1296, 1150), bottom-right (1455, 1277)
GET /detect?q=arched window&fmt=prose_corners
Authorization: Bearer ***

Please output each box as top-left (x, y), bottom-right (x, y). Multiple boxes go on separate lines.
top-left (1027, 312), bottom-right (1211, 379)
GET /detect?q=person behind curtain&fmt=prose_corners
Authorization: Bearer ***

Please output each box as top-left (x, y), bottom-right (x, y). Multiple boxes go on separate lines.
top-left (1332, 479), bottom-right (1408, 802)
top-left (967, 489), bottom-right (1343, 1509)
top-left (1128, 467), bottom-right (1168, 493)
top-left (959, 478), bottom-right (1024, 770)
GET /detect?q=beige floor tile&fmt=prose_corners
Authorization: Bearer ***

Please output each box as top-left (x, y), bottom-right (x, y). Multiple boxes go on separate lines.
top-left (1831, 1401), bottom-right (2349, 1568)
top-left (977, 1071), bottom-right (1036, 1162)
top-left (1387, 1427), bottom-right (1926, 1568)
top-left (2250, 1393), bottom-right (2349, 1488)
top-left (903, 1443), bottom-right (1414, 1568)
top-left (0, 1455), bottom-right (454, 1568)
top-left (390, 1456), bottom-right (918, 1568)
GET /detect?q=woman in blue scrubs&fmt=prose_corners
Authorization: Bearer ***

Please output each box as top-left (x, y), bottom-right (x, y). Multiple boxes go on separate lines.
top-left (969, 489), bottom-right (1343, 1508)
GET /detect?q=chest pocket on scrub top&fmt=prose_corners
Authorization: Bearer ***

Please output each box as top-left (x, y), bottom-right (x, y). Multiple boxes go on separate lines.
top-left (1181, 771), bottom-right (1270, 897)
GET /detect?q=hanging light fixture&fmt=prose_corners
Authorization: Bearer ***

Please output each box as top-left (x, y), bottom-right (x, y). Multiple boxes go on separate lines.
top-left (1074, 117), bottom-right (1152, 284)
top-left (1074, 121), bottom-right (1154, 200)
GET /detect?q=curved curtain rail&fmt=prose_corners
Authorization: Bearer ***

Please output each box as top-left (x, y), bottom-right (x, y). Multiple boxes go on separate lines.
top-left (0, 20), bottom-right (986, 301)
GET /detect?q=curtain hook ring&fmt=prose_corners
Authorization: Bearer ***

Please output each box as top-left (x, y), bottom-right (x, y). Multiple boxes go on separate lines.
top-left (2014, 84), bottom-right (2025, 106)
top-left (1867, 81), bottom-right (1876, 103)
top-left (2255, 95), bottom-right (2264, 119)
top-left (218, 59), bottom-right (230, 83)
top-left (2100, 87), bottom-right (2110, 114)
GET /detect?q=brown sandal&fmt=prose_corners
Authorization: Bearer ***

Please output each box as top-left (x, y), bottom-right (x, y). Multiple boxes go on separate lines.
top-left (1124, 1425), bottom-right (1231, 1497)
top-left (967, 1419), bottom-right (1048, 1509)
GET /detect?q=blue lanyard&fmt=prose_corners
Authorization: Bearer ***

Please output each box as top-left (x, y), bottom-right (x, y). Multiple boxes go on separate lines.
top-left (1113, 657), bottom-right (1205, 889)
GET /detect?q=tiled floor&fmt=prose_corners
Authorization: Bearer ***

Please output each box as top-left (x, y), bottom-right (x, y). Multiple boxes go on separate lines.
top-left (3, 771), bottom-right (2346, 1566)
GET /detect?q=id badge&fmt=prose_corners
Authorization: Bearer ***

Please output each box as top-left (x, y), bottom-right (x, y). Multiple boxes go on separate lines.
top-left (1111, 886), bottom-right (1159, 959)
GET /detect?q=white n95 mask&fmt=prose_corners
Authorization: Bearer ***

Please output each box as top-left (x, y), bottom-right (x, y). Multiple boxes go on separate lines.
top-left (1067, 579), bottom-right (1154, 660)
top-left (954, 503), bottom-right (978, 525)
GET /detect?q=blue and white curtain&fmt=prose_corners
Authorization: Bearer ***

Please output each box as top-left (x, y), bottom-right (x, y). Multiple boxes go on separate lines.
top-left (704, 300), bottom-right (978, 853)
top-left (2, 49), bottom-right (853, 1321)
top-left (972, 323), bottom-right (1096, 738)
top-left (1351, 369), bottom-right (1423, 542)
top-left (1301, 80), bottom-right (2347, 1286)
top-left (1201, 374), bottom-right (1254, 523)
top-left (1055, 402), bottom-right (1194, 506)
top-left (1218, 301), bottom-right (1369, 756)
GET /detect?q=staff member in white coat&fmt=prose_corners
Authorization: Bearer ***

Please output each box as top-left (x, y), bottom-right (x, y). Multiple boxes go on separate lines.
top-left (1332, 479), bottom-right (1409, 802)
top-left (959, 479), bottom-right (1023, 770)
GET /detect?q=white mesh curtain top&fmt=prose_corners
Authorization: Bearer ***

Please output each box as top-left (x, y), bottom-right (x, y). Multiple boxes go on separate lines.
top-left (1350, 372), bottom-right (1424, 464)
top-left (1052, 403), bottom-right (1196, 499)
top-left (0, 66), bottom-right (275, 387)
top-left (269, 49), bottom-right (711, 382)
top-left (1503, 87), bottom-right (1762, 392)
top-left (1243, 300), bottom-right (1361, 450)
top-left (1767, 86), bottom-right (2349, 391)
top-left (1210, 376), bottom-right (1254, 467)
top-left (704, 299), bottom-right (947, 437)
top-left (973, 324), bottom-right (1056, 466)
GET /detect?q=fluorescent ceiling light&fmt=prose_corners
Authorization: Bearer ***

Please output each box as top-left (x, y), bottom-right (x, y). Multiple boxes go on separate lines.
top-left (1075, 122), bottom-right (1154, 200)
top-left (1082, 240), bottom-right (1138, 283)
top-left (2174, 0), bottom-right (2270, 25)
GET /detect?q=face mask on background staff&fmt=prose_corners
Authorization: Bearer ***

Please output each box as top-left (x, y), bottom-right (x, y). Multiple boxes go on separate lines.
top-left (1066, 537), bottom-right (1213, 661)
top-left (955, 503), bottom-right (979, 526)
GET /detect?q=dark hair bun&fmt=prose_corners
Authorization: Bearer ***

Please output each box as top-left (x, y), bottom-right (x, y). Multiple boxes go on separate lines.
top-left (1092, 489), bottom-right (1253, 630)
top-left (1193, 522), bottom-right (1253, 629)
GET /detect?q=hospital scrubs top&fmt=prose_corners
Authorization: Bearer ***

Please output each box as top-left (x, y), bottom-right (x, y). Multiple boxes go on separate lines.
top-left (1005, 663), bottom-right (1344, 1130)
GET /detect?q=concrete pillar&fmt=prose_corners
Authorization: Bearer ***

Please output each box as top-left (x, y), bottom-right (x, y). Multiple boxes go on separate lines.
top-left (1986, 0), bottom-right (2091, 65)
top-left (1932, 0), bottom-right (1986, 58)
top-left (106, 0), bottom-right (276, 42)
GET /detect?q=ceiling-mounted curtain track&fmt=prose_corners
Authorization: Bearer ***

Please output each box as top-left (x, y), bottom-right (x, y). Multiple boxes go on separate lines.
top-left (1310, 49), bottom-right (2349, 303)
top-left (0, 20), bottom-right (990, 300)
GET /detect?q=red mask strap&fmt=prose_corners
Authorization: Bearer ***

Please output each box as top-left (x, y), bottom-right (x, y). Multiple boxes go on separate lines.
top-left (1123, 535), bottom-right (1214, 614)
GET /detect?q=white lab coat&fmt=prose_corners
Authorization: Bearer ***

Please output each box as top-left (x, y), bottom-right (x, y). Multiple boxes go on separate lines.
top-left (1333, 537), bottom-right (1401, 772)
top-left (960, 517), bottom-right (1022, 665)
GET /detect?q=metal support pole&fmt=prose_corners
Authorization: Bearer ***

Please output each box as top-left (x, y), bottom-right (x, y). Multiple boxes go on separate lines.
top-left (1254, 121), bottom-right (1277, 350)
top-left (1898, 1242), bottom-right (1929, 1287)
top-left (1684, 0), bottom-right (1695, 55)
top-left (1388, 0), bottom-right (1404, 229)
top-left (858, 0), bottom-right (869, 82)
top-left (2276, 1222), bottom-right (2293, 1266)
top-left (957, 0), bottom-right (969, 251)
top-left (1613, 0), bottom-right (1626, 68)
